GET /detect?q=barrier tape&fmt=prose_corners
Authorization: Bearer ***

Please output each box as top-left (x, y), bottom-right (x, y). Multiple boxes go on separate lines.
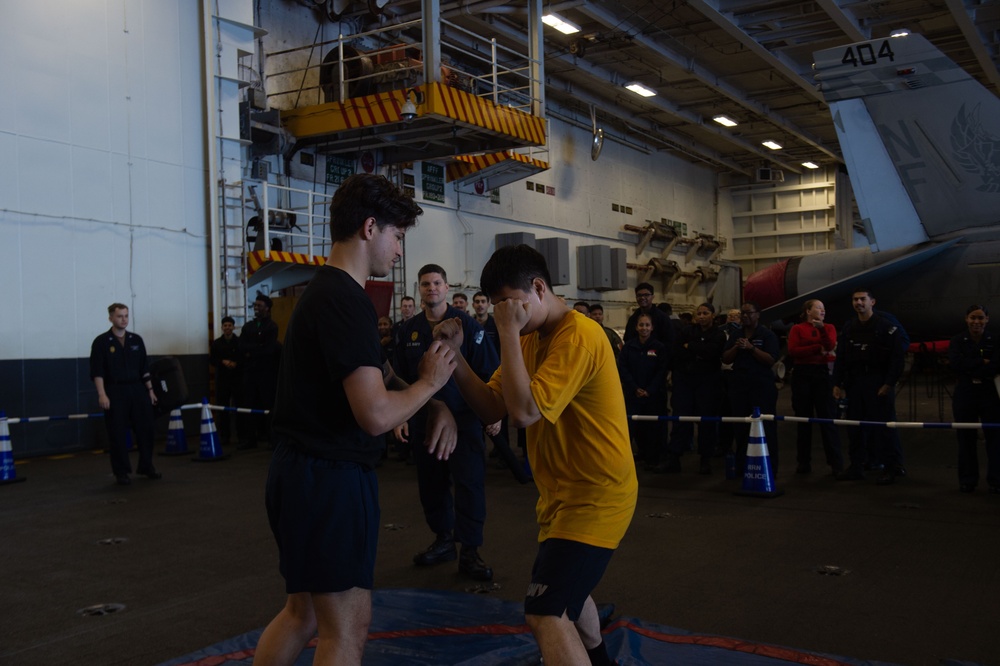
top-left (3, 402), bottom-right (270, 425)
top-left (630, 414), bottom-right (1000, 429)
top-left (4, 408), bottom-right (994, 429)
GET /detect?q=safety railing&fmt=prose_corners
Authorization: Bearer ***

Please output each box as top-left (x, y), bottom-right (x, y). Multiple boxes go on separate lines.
top-left (263, 16), bottom-right (542, 115)
top-left (247, 181), bottom-right (332, 257)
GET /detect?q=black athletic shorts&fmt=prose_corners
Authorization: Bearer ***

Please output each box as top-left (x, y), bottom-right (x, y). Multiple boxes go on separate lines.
top-left (265, 443), bottom-right (380, 594)
top-left (523, 538), bottom-right (614, 621)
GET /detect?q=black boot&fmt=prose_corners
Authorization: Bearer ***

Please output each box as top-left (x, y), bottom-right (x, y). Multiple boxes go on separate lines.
top-left (413, 534), bottom-right (457, 566)
top-left (458, 546), bottom-right (493, 581)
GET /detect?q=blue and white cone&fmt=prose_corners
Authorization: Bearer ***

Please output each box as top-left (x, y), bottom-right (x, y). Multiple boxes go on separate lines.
top-left (1, 411), bottom-right (27, 485)
top-left (161, 408), bottom-right (190, 456)
top-left (193, 399), bottom-right (229, 462)
top-left (736, 407), bottom-right (782, 498)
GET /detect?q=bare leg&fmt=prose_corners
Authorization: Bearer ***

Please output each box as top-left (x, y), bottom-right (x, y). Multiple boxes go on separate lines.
top-left (253, 593), bottom-right (317, 666)
top-left (253, 588), bottom-right (371, 666)
top-left (574, 596), bottom-right (602, 650)
top-left (526, 612), bottom-right (588, 666)
top-left (310, 587), bottom-right (372, 666)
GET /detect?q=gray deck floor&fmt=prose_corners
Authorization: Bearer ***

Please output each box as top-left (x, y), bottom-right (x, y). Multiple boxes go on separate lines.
top-left (1, 385), bottom-right (999, 666)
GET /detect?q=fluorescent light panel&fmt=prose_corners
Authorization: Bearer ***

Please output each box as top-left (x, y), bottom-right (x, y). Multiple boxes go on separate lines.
top-left (625, 82), bottom-right (657, 98)
top-left (802, 161), bottom-right (819, 169)
top-left (542, 13), bottom-right (580, 35)
top-left (713, 115), bottom-right (737, 127)
top-left (762, 140), bottom-right (782, 150)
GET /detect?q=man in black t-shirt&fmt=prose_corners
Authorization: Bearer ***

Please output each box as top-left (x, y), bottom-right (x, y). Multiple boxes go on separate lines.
top-left (832, 289), bottom-right (908, 484)
top-left (255, 174), bottom-right (458, 666)
top-left (90, 303), bottom-right (160, 486)
top-left (237, 292), bottom-right (280, 449)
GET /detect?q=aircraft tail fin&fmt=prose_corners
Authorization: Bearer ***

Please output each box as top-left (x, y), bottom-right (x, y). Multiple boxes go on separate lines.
top-left (813, 34), bottom-right (1000, 245)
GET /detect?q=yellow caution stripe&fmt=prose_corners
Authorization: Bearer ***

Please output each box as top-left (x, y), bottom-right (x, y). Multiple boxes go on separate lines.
top-left (281, 83), bottom-right (546, 145)
top-left (247, 251), bottom-right (327, 276)
top-left (446, 151), bottom-right (549, 182)
top-left (424, 84), bottom-right (546, 144)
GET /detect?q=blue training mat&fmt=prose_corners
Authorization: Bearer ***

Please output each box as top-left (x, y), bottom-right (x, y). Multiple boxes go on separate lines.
top-left (159, 588), bottom-right (906, 666)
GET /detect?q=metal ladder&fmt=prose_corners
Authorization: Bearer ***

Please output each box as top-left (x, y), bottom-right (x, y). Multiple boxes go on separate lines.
top-left (387, 167), bottom-right (409, 321)
top-left (219, 180), bottom-right (249, 327)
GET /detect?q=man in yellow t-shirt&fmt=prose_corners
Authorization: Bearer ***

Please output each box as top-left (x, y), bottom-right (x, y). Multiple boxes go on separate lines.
top-left (434, 244), bottom-right (637, 666)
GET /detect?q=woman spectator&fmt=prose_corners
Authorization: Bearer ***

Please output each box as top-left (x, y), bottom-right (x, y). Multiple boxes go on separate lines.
top-left (722, 302), bottom-right (780, 474)
top-left (787, 299), bottom-right (844, 476)
top-left (619, 313), bottom-right (669, 469)
top-left (948, 305), bottom-right (1000, 493)
top-left (664, 303), bottom-right (726, 474)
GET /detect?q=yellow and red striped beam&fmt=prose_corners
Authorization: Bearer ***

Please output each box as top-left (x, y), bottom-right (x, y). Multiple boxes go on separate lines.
top-left (247, 250), bottom-right (327, 277)
top-left (446, 150), bottom-right (549, 182)
top-left (280, 83), bottom-right (546, 146)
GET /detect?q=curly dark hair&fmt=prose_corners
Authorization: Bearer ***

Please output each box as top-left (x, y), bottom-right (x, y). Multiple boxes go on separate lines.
top-left (329, 174), bottom-right (422, 242)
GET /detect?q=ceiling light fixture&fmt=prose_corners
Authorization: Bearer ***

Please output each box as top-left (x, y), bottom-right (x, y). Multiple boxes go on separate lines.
top-left (802, 161), bottom-right (819, 169)
top-left (713, 115), bottom-right (737, 127)
top-left (625, 82), bottom-right (657, 98)
top-left (889, 28), bottom-right (910, 38)
top-left (541, 13), bottom-right (580, 35)
top-left (762, 140), bottom-right (782, 150)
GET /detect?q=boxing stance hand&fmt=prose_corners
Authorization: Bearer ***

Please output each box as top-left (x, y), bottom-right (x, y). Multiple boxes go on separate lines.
top-left (432, 318), bottom-right (464, 351)
top-left (418, 340), bottom-right (457, 390)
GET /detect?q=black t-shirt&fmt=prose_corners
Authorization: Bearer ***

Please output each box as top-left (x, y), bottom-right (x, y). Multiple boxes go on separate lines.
top-left (271, 266), bottom-right (384, 468)
top-left (90, 329), bottom-right (150, 385)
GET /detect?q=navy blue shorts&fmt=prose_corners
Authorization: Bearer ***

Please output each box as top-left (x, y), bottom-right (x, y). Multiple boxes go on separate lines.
top-left (265, 443), bottom-right (380, 594)
top-left (524, 538), bottom-right (614, 621)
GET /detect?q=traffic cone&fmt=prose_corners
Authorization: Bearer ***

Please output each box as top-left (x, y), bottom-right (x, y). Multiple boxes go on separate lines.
top-left (193, 399), bottom-right (229, 462)
top-left (735, 407), bottom-right (782, 498)
top-left (1, 412), bottom-right (27, 485)
top-left (160, 408), bottom-right (190, 456)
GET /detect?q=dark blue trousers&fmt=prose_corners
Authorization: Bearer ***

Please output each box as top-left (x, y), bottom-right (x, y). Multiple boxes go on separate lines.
top-left (729, 374), bottom-right (778, 474)
top-left (413, 426), bottom-right (487, 547)
top-left (953, 381), bottom-right (1000, 488)
top-left (844, 375), bottom-right (903, 470)
top-left (104, 383), bottom-right (155, 476)
top-left (669, 372), bottom-right (722, 458)
top-left (791, 365), bottom-right (843, 471)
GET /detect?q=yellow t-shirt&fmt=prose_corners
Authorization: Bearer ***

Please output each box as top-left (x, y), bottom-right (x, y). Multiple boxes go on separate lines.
top-left (488, 310), bottom-right (638, 548)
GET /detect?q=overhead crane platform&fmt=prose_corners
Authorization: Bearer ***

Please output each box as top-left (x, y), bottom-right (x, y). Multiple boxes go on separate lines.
top-left (447, 149), bottom-right (549, 194)
top-left (280, 83), bottom-right (546, 165)
top-left (247, 250), bottom-right (326, 292)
